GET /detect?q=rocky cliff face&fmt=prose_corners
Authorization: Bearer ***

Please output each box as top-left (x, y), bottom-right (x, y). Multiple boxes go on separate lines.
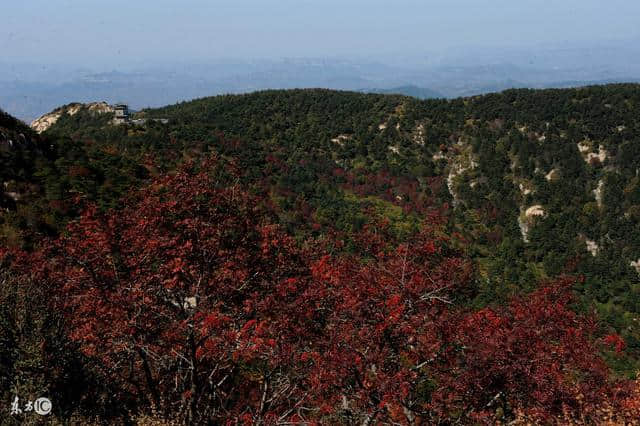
top-left (30, 102), bottom-right (114, 133)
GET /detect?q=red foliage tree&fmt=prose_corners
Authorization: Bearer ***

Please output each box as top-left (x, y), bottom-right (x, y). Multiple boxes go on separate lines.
top-left (32, 159), bottom-right (315, 422)
top-left (9, 157), bottom-right (639, 423)
top-left (303, 225), bottom-right (474, 424)
top-left (300, 233), bottom-right (622, 423)
top-left (435, 279), bottom-right (613, 422)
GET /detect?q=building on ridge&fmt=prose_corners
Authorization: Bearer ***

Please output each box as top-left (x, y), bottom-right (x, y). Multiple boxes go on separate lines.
top-left (113, 104), bottom-right (130, 124)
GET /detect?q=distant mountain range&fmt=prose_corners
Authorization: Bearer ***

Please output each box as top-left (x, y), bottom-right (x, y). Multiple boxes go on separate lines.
top-left (3, 40), bottom-right (640, 122)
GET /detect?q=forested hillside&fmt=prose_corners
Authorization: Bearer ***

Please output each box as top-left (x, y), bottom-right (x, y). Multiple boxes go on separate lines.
top-left (46, 86), bottom-right (640, 358)
top-left (144, 86), bottom-right (640, 365)
top-left (3, 85), bottom-right (640, 423)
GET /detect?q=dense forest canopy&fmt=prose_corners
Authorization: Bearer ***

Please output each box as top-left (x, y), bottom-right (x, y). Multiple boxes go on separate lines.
top-left (3, 85), bottom-right (640, 423)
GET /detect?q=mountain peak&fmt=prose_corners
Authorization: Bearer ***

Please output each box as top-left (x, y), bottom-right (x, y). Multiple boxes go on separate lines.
top-left (30, 101), bottom-right (114, 133)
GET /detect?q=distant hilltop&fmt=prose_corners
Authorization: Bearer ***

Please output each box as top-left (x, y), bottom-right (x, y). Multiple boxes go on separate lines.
top-left (31, 102), bottom-right (115, 133)
top-left (30, 102), bottom-right (168, 133)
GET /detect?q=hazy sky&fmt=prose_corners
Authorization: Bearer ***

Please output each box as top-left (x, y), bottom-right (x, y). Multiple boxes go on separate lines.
top-left (3, 0), bottom-right (640, 65)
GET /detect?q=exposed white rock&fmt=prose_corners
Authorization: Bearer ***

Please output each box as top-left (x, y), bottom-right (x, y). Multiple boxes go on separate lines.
top-left (446, 152), bottom-right (478, 206)
top-left (538, 135), bottom-right (547, 142)
top-left (413, 124), bottom-right (425, 145)
top-left (446, 171), bottom-right (457, 205)
top-left (509, 157), bottom-right (517, 172)
top-left (545, 169), bottom-right (559, 181)
top-left (578, 140), bottom-right (609, 164)
top-left (67, 104), bottom-right (82, 116)
top-left (183, 296), bottom-right (197, 310)
top-left (31, 102), bottom-right (115, 133)
top-left (586, 145), bottom-right (608, 163)
top-left (378, 123), bottom-right (387, 131)
top-left (31, 112), bottom-right (62, 133)
top-left (577, 140), bottom-right (591, 154)
top-left (388, 145), bottom-right (400, 154)
top-left (519, 183), bottom-right (532, 195)
top-left (518, 217), bottom-right (530, 243)
top-left (617, 125), bottom-right (627, 132)
top-left (525, 205), bottom-right (545, 218)
top-left (631, 259), bottom-right (640, 275)
top-left (88, 102), bottom-right (114, 114)
top-left (518, 205), bottom-right (546, 242)
top-left (594, 179), bottom-right (604, 208)
top-left (432, 151), bottom-right (445, 161)
top-left (331, 134), bottom-right (351, 146)
top-left (585, 239), bottom-right (599, 256)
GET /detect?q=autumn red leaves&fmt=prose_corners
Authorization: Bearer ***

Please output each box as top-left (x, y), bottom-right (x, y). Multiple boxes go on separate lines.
top-left (2, 158), bottom-right (637, 424)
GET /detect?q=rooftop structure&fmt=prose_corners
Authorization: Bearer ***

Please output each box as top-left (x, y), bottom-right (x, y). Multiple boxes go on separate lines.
top-left (113, 104), bottom-right (130, 124)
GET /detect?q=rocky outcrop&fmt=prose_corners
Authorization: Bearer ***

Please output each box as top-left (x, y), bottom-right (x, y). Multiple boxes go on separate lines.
top-left (525, 205), bottom-right (545, 218)
top-left (594, 179), bottom-right (605, 208)
top-left (579, 234), bottom-right (600, 256)
top-left (413, 124), bottom-right (426, 145)
top-left (31, 102), bottom-right (114, 133)
top-left (577, 140), bottom-right (591, 154)
top-left (577, 140), bottom-right (609, 164)
top-left (545, 168), bottom-right (560, 182)
top-left (330, 134), bottom-right (352, 146)
top-left (518, 182), bottom-right (533, 196)
top-left (519, 205), bottom-right (546, 243)
top-left (87, 102), bottom-right (114, 114)
top-left (31, 111), bottom-right (63, 133)
top-left (446, 150), bottom-right (478, 206)
top-left (585, 239), bottom-right (599, 256)
top-left (587, 146), bottom-right (609, 163)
